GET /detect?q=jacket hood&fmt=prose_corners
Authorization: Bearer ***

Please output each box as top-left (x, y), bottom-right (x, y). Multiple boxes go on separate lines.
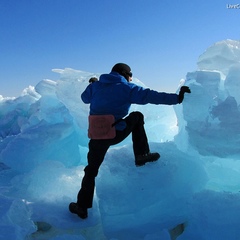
top-left (99, 72), bottom-right (128, 84)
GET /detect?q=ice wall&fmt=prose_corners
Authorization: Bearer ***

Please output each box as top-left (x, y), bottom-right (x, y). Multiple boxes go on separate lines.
top-left (0, 69), bottom-right (177, 173)
top-left (1, 40), bottom-right (240, 169)
top-left (175, 39), bottom-right (240, 157)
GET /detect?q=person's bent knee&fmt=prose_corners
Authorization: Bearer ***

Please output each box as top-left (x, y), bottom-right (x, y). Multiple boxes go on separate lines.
top-left (131, 111), bottom-right (144, 122)
top-left (129, 111), bottom-right (143, 117)
top-left (126, 111), bottom-right (144, 125)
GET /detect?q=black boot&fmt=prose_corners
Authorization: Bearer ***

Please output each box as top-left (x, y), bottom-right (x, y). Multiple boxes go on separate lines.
top-left (135, 152), bottom-right (160, 166)
top-left (69, 202), bottom-right (88, 219)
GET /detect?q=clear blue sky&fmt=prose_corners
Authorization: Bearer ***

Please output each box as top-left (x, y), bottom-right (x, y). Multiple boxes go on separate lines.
top-left (1, 0), bottom-right (240, 97)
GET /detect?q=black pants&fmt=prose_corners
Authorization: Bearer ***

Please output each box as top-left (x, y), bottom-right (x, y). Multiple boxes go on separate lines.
top-left (77, 111), bottom-right (150, 208)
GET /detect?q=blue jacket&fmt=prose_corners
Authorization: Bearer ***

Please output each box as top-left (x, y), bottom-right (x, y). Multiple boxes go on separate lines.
top-left (81, 72), bottom-right (179, 130)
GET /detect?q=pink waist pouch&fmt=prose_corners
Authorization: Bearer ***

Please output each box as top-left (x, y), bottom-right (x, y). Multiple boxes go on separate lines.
top-left (88, 115), bottom-right (116, 139)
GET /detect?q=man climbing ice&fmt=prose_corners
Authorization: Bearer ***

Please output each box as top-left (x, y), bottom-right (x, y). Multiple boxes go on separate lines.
top-left (69, 63), bottom-right (191, 219)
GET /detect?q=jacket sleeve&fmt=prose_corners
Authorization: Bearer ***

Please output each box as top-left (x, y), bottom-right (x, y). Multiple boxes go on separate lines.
top-left (81, 84), bottom-right (92, 103)
top-left (129, 85), bottom-right (179, 105)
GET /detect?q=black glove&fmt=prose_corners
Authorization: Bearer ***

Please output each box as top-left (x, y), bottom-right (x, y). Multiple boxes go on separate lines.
top-left (178, 86), bottom-right (191, 103)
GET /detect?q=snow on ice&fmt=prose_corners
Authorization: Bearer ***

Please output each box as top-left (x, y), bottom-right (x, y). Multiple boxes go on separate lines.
top-left (1, 39), bottom-right (240, 240)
